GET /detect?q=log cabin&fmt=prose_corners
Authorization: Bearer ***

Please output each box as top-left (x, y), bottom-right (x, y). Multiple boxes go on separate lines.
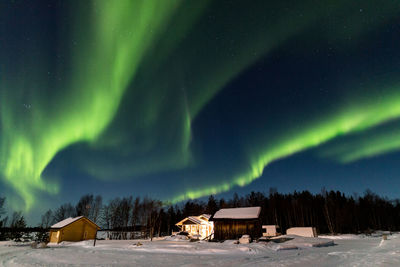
top-left (210, 207), bottom-right (262, 240)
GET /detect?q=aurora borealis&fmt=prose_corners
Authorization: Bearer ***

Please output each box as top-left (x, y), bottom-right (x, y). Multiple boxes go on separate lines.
top-left (1, 0), bottom-right (400, 220)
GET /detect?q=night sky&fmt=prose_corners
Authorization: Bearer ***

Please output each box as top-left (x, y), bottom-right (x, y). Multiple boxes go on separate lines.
top-left (1, 0), bottom-right (400, 223)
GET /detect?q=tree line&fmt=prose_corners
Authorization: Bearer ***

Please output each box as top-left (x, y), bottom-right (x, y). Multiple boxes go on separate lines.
top-left (1, 188), bottom-right (400, 241)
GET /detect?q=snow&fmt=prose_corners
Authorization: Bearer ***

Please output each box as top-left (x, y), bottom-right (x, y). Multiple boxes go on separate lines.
top-left (164, 235), bottom-right (190, 241)
top-left (182, 216), bottom-right (203, 224)
top-left (212, 207), bottom-right (261, 219)
top-left (268, 235), bottom-right (334, 250)
top-left (200, 214), bottom-right (211, 220)
top-left (1, 233), bottom-right (400, 266)
top-left (318, 234), bottom-right (364, 240)
top-left (50, 216), bottom-right (83, 228)
top-left (176, 214), bottom-right (211, 226)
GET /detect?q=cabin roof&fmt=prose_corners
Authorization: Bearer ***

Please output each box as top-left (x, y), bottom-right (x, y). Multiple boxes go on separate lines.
top-left (187, 216), bottom-right (202, 224)
top-left (211, 207), bottom-right (261, 220)
top-left (199, 214), bottom-right (211, 220)
top-left (175, 214), bottom-right (212, 226)
top-left (51, 216), bottom-right (100, 229)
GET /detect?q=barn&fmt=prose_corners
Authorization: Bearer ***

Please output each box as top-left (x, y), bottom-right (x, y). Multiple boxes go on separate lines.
top-left (49, 216), bottom-right (100, 243)
top-left (210, 207), bottom-right (262, 240)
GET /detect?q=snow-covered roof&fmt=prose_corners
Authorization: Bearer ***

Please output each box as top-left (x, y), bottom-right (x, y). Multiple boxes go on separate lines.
top-left (188, 216), bottom-right (202, 224)
top-left (176, 214), bottom-right (212, 226)
top-left (50, 216), bottom-right (83, 228)
top-left (212, 207), bottom-right (261, 219)
top-left (200, 214), bottom-right (211, 220)
top-left (51, 216), bottom-right (84, 228)
top-left (51, 216), bottom-right (100, 229)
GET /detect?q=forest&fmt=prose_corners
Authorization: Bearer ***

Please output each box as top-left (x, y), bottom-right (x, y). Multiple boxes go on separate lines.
top-left (1, 188), bottom-right (400, 241)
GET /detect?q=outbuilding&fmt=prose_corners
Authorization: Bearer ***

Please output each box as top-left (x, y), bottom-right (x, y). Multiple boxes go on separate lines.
top-left (286, 227), bottom-right (317, 237)
top-left (210, 207), bottom-right (262, 240)
top-left (262, 225), bottom-right (280, 237)
top-left (49, 216), bottom-right (100, 243)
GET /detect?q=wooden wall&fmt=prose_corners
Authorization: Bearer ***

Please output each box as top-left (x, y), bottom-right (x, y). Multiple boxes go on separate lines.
top-left (61, 219), bottom-right (97, 242)
top-left (213, 219), bottom-right (261, 240)
top-left (49, 218), bottom-right (98, 243)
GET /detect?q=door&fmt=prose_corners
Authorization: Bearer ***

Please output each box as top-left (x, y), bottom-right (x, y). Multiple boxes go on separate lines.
top-left (50, 231), bottom-right (58, 243)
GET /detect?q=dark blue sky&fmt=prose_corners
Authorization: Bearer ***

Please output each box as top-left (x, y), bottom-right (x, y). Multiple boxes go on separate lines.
top-left (1, 0), bottom-right (400, 224)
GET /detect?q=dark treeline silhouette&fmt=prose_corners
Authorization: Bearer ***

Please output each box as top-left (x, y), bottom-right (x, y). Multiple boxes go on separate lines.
top-left (175, 189), bottom-right (400, 235)
top-left (0, 199), bottom-right (31, 241)
top-left (1, 188), bottom-right (400, 241)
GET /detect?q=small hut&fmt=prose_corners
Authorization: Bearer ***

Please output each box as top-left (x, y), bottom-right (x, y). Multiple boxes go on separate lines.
top-left (175, 214), bottom-right (213, 239)
top-left (210, 207), bottom-right (262, 240)
top-left (262, 225), bottom-right (280, 237)
top-left (49, 216), bottom-right (100, 243)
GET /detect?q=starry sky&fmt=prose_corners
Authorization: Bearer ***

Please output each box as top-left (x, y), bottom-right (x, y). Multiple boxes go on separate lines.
top-left (1, 0), bottom-right (400, 222)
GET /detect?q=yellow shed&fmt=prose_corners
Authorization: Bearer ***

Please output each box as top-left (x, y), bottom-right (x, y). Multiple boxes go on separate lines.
top-left (49, 216), bottom-right (100, 243)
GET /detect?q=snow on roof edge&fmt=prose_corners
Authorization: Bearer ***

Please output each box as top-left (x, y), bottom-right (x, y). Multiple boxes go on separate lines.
top-left (212, 207), bottom-right (261, 219)
top-left (51, 216), bottom-right (84, 228)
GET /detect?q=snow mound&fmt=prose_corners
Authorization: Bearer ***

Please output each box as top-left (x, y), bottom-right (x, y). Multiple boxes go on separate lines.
top-left (4, 241), bottom-right (34, 247)
top-left (268, 235), bottom-right (334, 250)
top-left (223, 240), bottom-right (239, 245)
top-left (370, 231), bottom-right (391, 237)
top-left (270, 244), bottom-right (299, 251)
top-left (31, 242), bottom-right (48, 249)
top-left (49, 240), bottom-right (95, 248)
top-left (318, 234), bottom-right (362, 240)
top-left (164, 235), bottom-right (190, 241)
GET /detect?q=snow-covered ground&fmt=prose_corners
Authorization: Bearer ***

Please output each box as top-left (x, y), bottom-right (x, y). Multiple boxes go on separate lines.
top-left (1, 233), bottom-right (400, 266)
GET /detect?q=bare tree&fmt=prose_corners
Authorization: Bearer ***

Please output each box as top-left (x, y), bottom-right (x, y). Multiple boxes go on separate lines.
top-left (40, 209), bottom-right (54, 228)
top-left (53, 203), bottom-right (76, 222)
top-left (76, 194), bottom-right (94, 218)
top-left (130, 197), bottom-right (140, 239)
top-left (101, 204), bottom-right (111, 239)
top-left (120, 197), bottom-right (132, 239)
top-left (92, 195), bottom-right (103, 223)
top-left (108, 198), bottom-right (126, 239)
top-left (147, 199), bottom-right (162, 241)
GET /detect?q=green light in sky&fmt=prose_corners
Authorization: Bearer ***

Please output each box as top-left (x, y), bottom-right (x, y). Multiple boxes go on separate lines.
top-left (0, 0), bottom-right (182, 210)
top-left (319, 121), bottom-right (400, 163)
top-left (171, 85), bottom-right (400, 203)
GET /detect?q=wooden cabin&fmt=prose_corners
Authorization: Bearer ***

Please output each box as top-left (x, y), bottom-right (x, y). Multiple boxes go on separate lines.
top-left (210, 207), bottom-right (262, 240)
top-left (175, 214), bottom-right (213, 239)
top-left (49, 216), bottom-right (100, 243)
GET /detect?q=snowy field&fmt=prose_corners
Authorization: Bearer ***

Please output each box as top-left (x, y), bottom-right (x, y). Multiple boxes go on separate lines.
top-left (1, 233), bottom-right (400, 266)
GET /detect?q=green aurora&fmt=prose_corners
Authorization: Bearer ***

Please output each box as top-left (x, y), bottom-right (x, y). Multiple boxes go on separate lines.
top-left (171, 85), bottom-right (400, 202)
top-left (1, 0), bottom-right (400, 211)
top-left (1, 0), bottom-right (188, 209)
top-left (319, 120), bottom-right (400, 163)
